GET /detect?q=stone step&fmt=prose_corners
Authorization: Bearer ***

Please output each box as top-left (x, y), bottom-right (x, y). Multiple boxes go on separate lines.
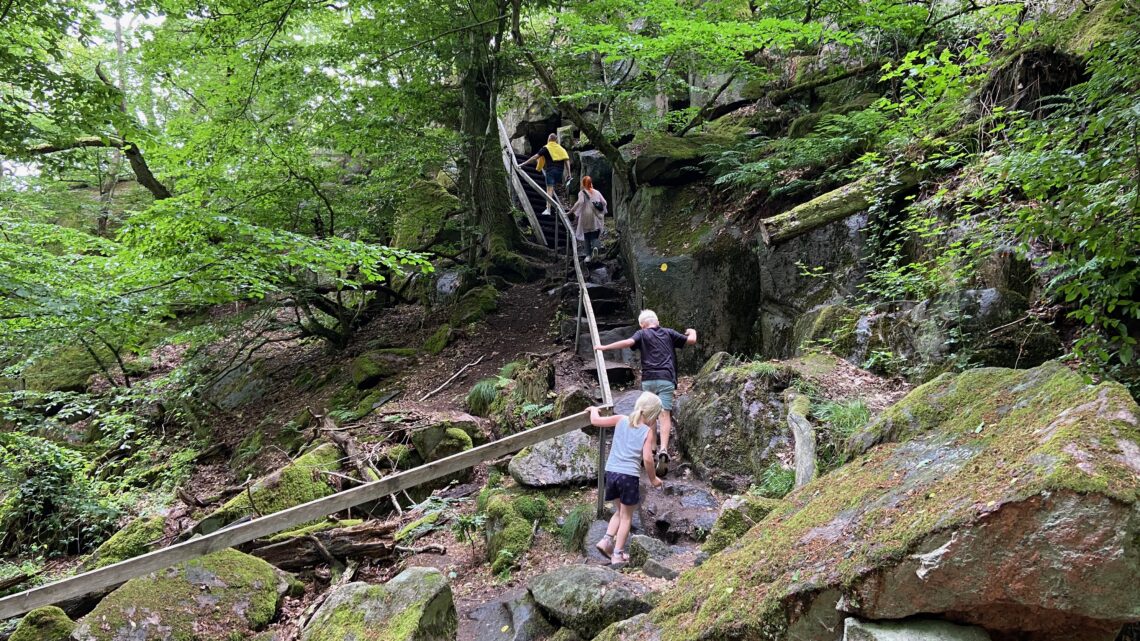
top-left (582, 359), bottom-right (635, 386)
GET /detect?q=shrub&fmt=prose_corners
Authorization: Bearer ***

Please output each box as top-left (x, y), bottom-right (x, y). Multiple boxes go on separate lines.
top-left (0, 434), bottom-right (120, 556)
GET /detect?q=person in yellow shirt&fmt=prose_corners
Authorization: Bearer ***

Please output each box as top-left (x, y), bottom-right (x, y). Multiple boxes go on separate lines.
top-left (522, 133), bottom-right (571, 215)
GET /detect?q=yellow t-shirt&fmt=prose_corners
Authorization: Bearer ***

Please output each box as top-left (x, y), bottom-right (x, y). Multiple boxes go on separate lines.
top-left (536, 142), bottom-right (570, 170)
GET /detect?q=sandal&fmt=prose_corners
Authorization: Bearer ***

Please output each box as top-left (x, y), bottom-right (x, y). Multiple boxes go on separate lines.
top-left (595, 533), bottom-right (615, 559)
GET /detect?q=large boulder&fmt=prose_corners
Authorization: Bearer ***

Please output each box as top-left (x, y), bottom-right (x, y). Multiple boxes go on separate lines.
top-left (702, 494), bottom-right (786, 554)
top-left (635, 361), bottom-right (1140, 641)
top-left (509, 430), bottom-right (598, 487)
top-left (193, 442), bottom-right (342, 535)
top-left (637, 478), bottom-right (720, 542)
top-left (529, 565), bottom-right (655, 639)
top-left (392, 180), bottom-right (462, 250)
top-left (675, 351), bottom-right (846, 490)
top-left (351, 348), bottom-right (416, 389)
top-left (302, 567), bottom-right (457, 641)
top-left (73, 549), bottom-right (292, 641)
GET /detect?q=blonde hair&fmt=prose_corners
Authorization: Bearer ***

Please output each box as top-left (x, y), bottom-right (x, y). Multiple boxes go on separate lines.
top-left (628, 392), bottom-right (663, 428)
top-left (638, 309), bottom-right (659, 328)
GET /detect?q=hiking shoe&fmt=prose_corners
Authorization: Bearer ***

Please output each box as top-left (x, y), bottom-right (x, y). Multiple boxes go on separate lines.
top-left (610, 550), bottom-right (630, 569)
top-left (540, 208), bottom-right (550, 216)
top-left (655, 452), bottom-right (670, 478)
top-left (595, 534), bottom-right (614, 559)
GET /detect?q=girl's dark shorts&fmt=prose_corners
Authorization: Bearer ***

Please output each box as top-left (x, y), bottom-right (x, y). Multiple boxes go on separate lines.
top-left (604, 471), bottom-right (640, 506)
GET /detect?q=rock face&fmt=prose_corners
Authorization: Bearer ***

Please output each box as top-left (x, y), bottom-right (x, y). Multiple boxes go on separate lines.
top-left (303, 567), bottom-right (457, 641)
top-left (675, 352), bottom-right (843, 490)
top-left (74, 549), bottom-right (291, 641)
top-left (529, 565), bottom-right (654, 639)
top-left (194, 442), bottom-right (342, 535)
top-left (641, 361), bottom-right (1140, 641)
top-left (11, 606), bottom-right (75, 641)
top-left (844, 619), bottom-right (993, 641)
top-left (795, 288), bottom-right (1062, 381)
top-left (509, 430), bottom-right (597, 487)
top-left (702, 494), bottom-right (785, 554)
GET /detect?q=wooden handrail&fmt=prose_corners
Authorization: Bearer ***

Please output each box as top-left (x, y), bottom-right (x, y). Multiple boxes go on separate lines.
top-left (495, 119), bottom-right (615, 517)
top-left (0, 411), bottom-right (596, 620)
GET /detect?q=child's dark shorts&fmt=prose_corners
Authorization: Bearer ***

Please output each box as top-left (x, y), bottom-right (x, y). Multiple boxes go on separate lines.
top-left (604, 471), bottom-right (640, 506)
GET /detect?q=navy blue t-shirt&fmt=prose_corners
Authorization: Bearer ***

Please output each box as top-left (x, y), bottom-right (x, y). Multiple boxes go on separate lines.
top-left (631, 326), bottom-right (688, 384)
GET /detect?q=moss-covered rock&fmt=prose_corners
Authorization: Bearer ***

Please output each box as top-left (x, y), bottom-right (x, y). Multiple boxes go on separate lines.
top-left (508, 430), bottom-right (597, 488)
top-left (351, 349), bottom-right (416, 390)
top-left (625, 131), bottom-right (736, 185)
top-left (194, 442), bottom-right (343, 535)
top-left (787, 111), bottom-right (823, 138)
top-left (393, 179), bottom-right (463, 250)
top-left (479, 488), bottom-right (551, 575)
top-left (793, 304), bottom-right (860, 355)
top-left (423, 324), bottom-right (454, 355)
top-left (645, 361), bottom-right (1140, 641)
top-left (529, 565), bottom-right (655, 639)
top-left (11, 606), bottom-right (75, 641)
top-left (676, 352), bottom-right (846, 490)
top-left (73, 549), bottom-right (289, 641)
top-left (484, 236), bottom-right (543, 283)
top-left (302, 567), bottom-right (457, 641)
top-left (82, 515), bottom-right (165, 570)
top-left (451, 285), bottom-right (499, 326)
top-left (702, 495), bottom-right (786, 555)
top-left (23, 346), bottom-right (100, 392)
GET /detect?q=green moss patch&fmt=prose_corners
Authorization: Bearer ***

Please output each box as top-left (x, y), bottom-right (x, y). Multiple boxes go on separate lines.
top-left (392, 180), bottom-right (463, 250)
top-left (479, 487), bottom-right (552, 575)
top-left (351, 349), bottom-right (415, 390)
top-left (195, 442), bottom-right (343, 535)
top-left (23, 346), bottom-right (100, 392)
top-left (82, 515), bottom-right (165, 570)
top-left (423, 324), bottom-right (453, 355)
top-left (12, 606), bottom-right (75, 641)
top-left (303, 567), bottom-right (457, 641)
top-left (74, 549), bottom-right (285, 641)
top-left (651, 361), bottom-right (1140, 641)
top-left (451, 285), bottom-right (499, 326)
top-left (267, 519), bottom-right (362, 543)
top-left (702, 496), bottom-right (786, 555)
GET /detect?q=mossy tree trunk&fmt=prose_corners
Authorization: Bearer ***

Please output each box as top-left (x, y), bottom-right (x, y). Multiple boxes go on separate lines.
top-left (458, 0), bottom-right (521, 255)
top-left (764, 171), bottom-right (920, 244)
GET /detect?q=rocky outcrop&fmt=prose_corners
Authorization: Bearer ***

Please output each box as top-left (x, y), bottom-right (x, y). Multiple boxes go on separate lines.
top-left (675, 352), bottom-right (849, 490)
top-left (351, 348), bottom-right (416, 389)
top-left (508, 430), bottom-right (597, 487)
top-left (628, 361), bottom-right (1140, 641)
top-left (637, 478), bottom-right (720, 542)
top-left (795, 288), bottom-right (1062, 381)
top-left (74, 549), bottom-right (293, 641)
top-left (303, 567), bottom-right (457, 641)
top-left (529, 565), bottom-right (655, 639)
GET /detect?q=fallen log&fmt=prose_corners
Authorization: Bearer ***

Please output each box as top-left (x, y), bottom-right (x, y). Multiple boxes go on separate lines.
top-left (246, 520), bottom-right (399, 571)
top-left (763, 171), bottom-right (920, 245)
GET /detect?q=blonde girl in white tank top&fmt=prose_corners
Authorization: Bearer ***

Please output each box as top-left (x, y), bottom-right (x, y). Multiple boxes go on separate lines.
top-left (587, 392), bottom-right (664, 566)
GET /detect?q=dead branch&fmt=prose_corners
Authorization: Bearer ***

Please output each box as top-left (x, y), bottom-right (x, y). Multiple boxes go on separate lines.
top-left (247, 521), bottom-right (398, 571)
top-left (394, 544), bottom-right (447, 555)
top-left (418, 354), bottom-right (485, 402)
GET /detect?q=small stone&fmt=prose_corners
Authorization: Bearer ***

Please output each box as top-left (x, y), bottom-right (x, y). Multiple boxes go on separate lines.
top-left (628, 535), bottom-right (671, 568)
top-left (642, 559), bottom-right (680, 580)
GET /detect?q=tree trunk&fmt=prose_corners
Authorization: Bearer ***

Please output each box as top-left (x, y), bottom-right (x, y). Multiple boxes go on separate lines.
top-left (458, 2), bottom-right (520, 252)
top-left (764, 171), bottom-right (920, 245)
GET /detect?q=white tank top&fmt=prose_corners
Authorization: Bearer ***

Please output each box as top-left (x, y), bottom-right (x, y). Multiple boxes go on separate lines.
top-left (605, 417), bottom-right (648, 477)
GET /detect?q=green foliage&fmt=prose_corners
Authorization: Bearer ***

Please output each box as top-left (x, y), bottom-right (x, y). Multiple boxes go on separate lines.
top-left (815, 399), bottom-right (871, 470)
top-left (750, 464), bottom-right (796, 499)
top-left (466, 378), bottom-right (505, 417)
top-left (559, 504), bottom-right (595, 552)
top-left (985, 25), bottom-right (1140, 385)
top-left (0, 433), bottom-right (120, 556)
top-left (708, 107), bottom-right (887, 197)
top-left (452, 513), bottom-right (486, 556)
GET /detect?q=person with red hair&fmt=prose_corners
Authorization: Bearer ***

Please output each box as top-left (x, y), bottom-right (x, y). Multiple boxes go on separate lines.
top-left (570, 175), bottom-right (607, 258)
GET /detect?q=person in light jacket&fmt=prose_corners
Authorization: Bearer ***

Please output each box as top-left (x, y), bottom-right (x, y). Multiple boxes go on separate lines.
top-left (570, 175), bottom-right (607, 258)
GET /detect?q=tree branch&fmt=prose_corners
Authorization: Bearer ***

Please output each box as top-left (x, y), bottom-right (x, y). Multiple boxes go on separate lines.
top-left (678, 72), bottom-right (738, 136)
